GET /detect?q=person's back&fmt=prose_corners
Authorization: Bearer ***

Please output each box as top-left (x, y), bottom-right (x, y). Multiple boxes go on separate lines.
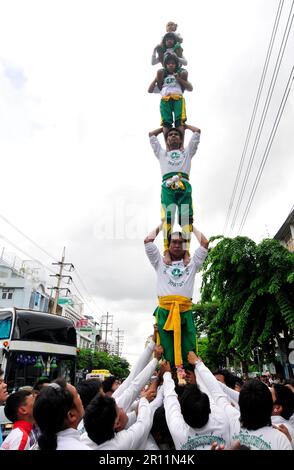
top-left (162, 365), bottom-right (230, 450)
top-left (81, 390), bottom-right (153, 450)
top-left (231, 380), bottom-right (292, 450)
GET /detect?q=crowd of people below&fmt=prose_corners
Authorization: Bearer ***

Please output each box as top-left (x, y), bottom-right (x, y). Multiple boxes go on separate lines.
top-left (1, 331), bottom-right (294, 451)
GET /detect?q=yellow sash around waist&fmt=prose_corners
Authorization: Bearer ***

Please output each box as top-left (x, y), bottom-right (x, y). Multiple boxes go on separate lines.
top-left (158, 295), bottom-right (192, 367)
top-left (161, 94), bottom-right (182, 101)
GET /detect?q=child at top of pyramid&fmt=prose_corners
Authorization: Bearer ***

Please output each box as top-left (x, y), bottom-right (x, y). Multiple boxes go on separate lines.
top-left (148, 53), bottom-right (193, 138)
top-left (152, 22), bottom-right (187, 68)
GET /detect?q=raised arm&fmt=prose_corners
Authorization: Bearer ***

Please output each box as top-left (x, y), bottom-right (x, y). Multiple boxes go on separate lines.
top-left (148, 77), bottom-right (158, 93)
top-left (148, 127), bottom-right (163, 138)
top-left (185, 123), bottom-right (201, 134)
top-left (192, 226), bottom-right (209, 249)
top-left (151, 48), bottom-right (161, 66)
top-left (144, 224), bottom-right (162, 244)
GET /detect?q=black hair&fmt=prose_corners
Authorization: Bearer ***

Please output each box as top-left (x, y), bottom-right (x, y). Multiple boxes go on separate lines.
top-left (234, 376), bottom-right (244, 388)
top-left (163, 53), bottom-right (179, 69)
top-left (167, 231), bottom-right (184, 248)
top-left (180, 384), bottom-right (211, 428)
top-left (84, 394), bottom-right (117, 446)
top-left (33, 377), bottom-right (51, 392)
top-left (213, 369), bottom-right (237, 389)
top-left (239, 379), bottom-right (272, 430)
top-left (165, 127), bottom-right (183, 141)
top-left (33, 379), bottom-right (74, 450)
top-left (151, 405), bottom-right (175, 449)
top-left (102, 376), bottom-right (117, 394)
top-left (77, 378), bottom-right (102, 409)
top-left (163, 32), bottom-right (177, 45)
top-left (4, 389), bottom-right (32, 423)
top-left (273, 383), bottom-right (294, 420)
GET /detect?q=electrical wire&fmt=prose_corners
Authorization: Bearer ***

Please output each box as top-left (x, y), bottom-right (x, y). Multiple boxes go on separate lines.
top-left (238, 65), bottom-right (294, 233)
top-left (229, 2), bottom-right (294, 234)
top-left (223, 0), bottom-right (285, 234)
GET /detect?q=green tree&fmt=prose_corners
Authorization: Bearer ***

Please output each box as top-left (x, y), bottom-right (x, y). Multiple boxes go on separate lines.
top-left (199, 235), bottom-right (294, 373)
top-left (77, 349), bottom-right (130, 379)
top-left (192, 302), bottom-right (227, 370)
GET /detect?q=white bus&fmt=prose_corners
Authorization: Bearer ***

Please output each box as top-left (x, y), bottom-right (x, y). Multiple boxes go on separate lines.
top-left (0, 308), bottom-right (77, 392)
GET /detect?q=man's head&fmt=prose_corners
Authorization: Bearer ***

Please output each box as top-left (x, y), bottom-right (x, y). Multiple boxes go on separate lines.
top-left (180, 384), bottom-right (211, 428)
top-left (163, 32), bottom-right (177, 49)
top-left (151, 405), bottom-right (175, 448)
top-left (168, 232), bottom-right (185, 260)
top-left (33, 380), bottom-right (84, 434)
top-left (271, 383), bottom-right (294, 420)
top-left (4, 389), bottom-right (35, 423)
top-left (76, 378), bottom-right (103, 409)
top-left (165, 127), bottom-right (183, 150)
top-left (166, 21), bottom-right (177, 33)
top-left (239, 379), bottom-right (272, 430)
top-left (102, 376), bottom-right (120, 396)
top-left (164, 54), bottom-right (179, 74)
top-left (84, 394), bottom-right (127, 445)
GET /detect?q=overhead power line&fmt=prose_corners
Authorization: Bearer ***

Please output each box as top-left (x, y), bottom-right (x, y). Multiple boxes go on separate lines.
top-left (223, 0), bottom-right (284, 234)
top-left (0, 213), bottom-right (58, 262)
top-left (0, 224), bottom-right (102, 319)
top-left (229, 1), bottom-right (294, 234)
top-left (238, 65), bottom-right (294, 233)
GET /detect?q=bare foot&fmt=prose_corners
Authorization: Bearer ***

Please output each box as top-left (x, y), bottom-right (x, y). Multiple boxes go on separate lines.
top-left (163, 250), bottom-right (172, 265)
top-left (183, 251), bottom-right (190, 266)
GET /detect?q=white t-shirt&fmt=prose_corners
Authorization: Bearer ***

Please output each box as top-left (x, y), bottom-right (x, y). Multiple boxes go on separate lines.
top-left (145, 242), bottom-right (207, 298)
top-left (149, 132), bottom-right (200, 177)
top-left (56, 428), bottom-right (92, 450)
top-left (81, 397), bottom-right (152, 450)
top-left (161, 74), bottom-right (183, 97)
top-left (194, 362), bottom-right (292, 450)
top-left (163, 372), bottom-right (230, 450)
top-left (271, 415), bottom-right (294, 444)
top-left (232, 425), bottom-right (292, 450)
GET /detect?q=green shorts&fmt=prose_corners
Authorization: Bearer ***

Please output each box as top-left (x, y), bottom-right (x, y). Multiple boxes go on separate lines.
top-left (160, 96), bottom-right (187, 128)
top-left (161, 180), bottom-right (193, 225)
top-left (154, 306), bottom-right (196, 368)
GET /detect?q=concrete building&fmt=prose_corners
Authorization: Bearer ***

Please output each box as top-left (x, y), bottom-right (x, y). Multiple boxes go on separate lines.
top-left (0, 252), bottom-right (49, 312)
top-left (274, 207), bottom-right (294, 252)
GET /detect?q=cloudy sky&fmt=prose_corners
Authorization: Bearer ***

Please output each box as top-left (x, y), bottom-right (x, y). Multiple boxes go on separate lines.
top-left (0, 0), bottom-right (293, 366)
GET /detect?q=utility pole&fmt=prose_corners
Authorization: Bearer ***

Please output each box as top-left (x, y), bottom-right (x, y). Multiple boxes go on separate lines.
top-left (115, 328), bottom-right (124, 356)
top-left (100, 312), bottom-right (113, 352)
top-left (49, 247), bottom-right (74, 314)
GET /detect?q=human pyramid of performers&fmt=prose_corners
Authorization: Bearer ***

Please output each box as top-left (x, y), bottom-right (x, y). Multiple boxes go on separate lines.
top-left (144, 21), bottom-right (209, 382)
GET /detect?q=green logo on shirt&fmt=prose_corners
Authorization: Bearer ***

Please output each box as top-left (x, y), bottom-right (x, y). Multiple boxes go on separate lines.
top-left (170, 151), bottom-right (180, 160)
top-left (171, 267), bottom-right (183, 278)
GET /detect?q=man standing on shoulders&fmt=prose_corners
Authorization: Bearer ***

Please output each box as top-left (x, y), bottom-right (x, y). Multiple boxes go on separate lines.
top-left (144, 224), bottom-right (208, 374)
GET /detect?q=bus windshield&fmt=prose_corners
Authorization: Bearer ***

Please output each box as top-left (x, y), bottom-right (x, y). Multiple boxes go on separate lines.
top-left (0, 309), bottom-right (77, 392)
top-left (13, 310), bottom-right (76, 345)
top-left (5, 351), bottom-right (76, 391)
top-left (0, 311), bottom-right (12, 340)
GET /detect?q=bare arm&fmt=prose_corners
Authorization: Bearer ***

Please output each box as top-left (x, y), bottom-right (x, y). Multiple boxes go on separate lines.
top-left (144, 224), bottom-right (162, 244)
top-left (148, 127), bottom-right (163, 138)
top-left (184, 123), bottom-right (201, 134)
top-left (151, 48), bottom-right (160, 66)
top-left (148, 77), bottom-right (158, 93)
top-left (175, 74), bottom-right (193, 92)
top-left (192, 226), bottom-right (209, 249)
